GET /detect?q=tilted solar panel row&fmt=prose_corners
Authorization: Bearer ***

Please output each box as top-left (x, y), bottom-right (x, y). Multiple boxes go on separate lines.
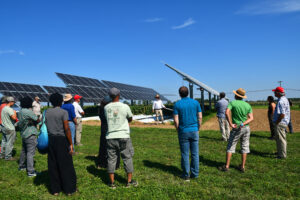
top-left (0, 82), bottom-right (45, 93)
top-left (56, 72), bottom-right (107, 88)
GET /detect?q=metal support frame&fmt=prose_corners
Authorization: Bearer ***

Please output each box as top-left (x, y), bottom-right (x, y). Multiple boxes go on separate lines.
top-left (209, 93), bottom-right (212, 110)
top-left (189, 83), bottom-right (193, 99)
top-left (200, 87), bottom-right (205, 112)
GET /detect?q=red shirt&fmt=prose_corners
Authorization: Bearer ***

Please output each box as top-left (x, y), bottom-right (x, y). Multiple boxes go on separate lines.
top-left (0, 103), bottom-right (7, 124)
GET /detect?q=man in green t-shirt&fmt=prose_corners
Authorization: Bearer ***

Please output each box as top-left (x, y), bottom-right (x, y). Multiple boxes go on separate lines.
top-left (104, 88), bottom-right (137, 189)
top-left (219, 88), bottom-right (253, 173)
top-left (0, 96), bottom-right (18, 161)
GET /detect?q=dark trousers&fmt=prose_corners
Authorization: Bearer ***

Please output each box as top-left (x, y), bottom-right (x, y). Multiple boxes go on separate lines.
top-left (98, 126), bottom-right (120, 168)
top-left (48, 136), bottom-right (77, 194)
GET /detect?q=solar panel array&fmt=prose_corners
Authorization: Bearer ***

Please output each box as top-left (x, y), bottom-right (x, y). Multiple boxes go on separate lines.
top-left (0, 82), bottom-right (49, 101)
top-left (0, 73), bottom-right (168, 103)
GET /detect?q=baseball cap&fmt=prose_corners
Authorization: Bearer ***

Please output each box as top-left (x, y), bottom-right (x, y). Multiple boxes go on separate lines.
top-left (272, 87), bottom-right (284, 93)
top-left (74, 95), bottom-right (82, 100)
top-left (109, 87), bottom-right (120, 96)
top-left (6, 96), bottom-right (15, 102)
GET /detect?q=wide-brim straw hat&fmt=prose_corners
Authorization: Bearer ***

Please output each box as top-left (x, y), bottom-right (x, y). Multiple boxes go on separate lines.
top-left (64, 93), bottom-right (73, 101)
top-left (233, 88), bottom-right (247, 99)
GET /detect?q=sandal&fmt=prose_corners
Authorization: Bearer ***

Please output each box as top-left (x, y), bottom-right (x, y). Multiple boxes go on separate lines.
top-left (219, 165), bottom-right (229, 172)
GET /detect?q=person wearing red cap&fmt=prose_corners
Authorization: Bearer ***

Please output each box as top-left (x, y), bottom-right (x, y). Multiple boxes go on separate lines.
top-left (73, 95), bottom-right (84, 146)
top-left (272, 87), bottom-right (290, 159)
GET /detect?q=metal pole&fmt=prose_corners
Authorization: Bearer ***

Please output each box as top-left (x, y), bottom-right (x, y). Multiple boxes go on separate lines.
top-left (209, 92), bottom-right (212, 110)
top-left (213, 95), bottom-right (216, 109)
top-left (189, 82), bottom-right (193, 99)
top-left (200, 87), bottom-right (204, 112)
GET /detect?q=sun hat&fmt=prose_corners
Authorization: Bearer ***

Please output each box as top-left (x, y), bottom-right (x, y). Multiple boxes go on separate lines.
top-left (63, 94), bottom-right (73, 101)
top-left (74, 95), bottom-right (82, 100)
top-left (272, 87), bottom-right (284, 93)
top-left (155, 94), bottom-right (160, 98)
top-left (6, 96), bottom-right (15, 102)
top-left (233, 88), bottom-right (247, 99)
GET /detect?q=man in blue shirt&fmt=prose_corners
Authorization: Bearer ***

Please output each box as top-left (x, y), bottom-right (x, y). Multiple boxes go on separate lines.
top-left (215, 92), bottom-right (230, 141)
top-left (173, 86), bottom-right (202, 181)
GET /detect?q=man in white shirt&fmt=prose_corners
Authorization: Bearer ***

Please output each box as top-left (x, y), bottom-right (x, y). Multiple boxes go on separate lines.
top-left (73, 95), bottom-right (85, 146)
top-left (152, 94), bottom-right (166, 124)
top-left (32, 96), bottom-right (41, 117)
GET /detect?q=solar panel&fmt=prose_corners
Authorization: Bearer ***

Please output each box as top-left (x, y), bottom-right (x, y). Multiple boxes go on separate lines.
top-left (101, 80), bottom-right (168, 101)
top-left (0, 82), bottom-right (49, 102)
top-left (56, 72), bottom-right (107, 88)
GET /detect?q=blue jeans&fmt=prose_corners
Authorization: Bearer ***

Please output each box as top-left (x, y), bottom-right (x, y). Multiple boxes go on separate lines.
top-left (68, 122), bottom-right (76, 151)
top-left (178, 131), bottom-right (199, 178)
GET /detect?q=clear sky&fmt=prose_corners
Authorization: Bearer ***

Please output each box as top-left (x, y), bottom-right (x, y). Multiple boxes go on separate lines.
top-left (1, 0), bottom-right (300, 101)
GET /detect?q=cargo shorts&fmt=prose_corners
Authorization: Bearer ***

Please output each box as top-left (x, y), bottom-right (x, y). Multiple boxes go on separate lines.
top-left (227, 126), bottom-right (250, 154)
top-left (107, 138), bottom-right (134, 174)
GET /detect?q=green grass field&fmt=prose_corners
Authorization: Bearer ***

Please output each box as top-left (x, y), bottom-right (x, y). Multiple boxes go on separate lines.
top-left (0, 126), bottom-right (299, 200)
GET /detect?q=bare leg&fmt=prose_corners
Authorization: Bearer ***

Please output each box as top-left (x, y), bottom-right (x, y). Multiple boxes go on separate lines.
top-left (127, 173), bottom-right (132, 183)
top-left (241, 153), bottom-right (247, 168)
top-left (225, 152), bottom-right (232, 168)
top-left (109, 173), bottom-right (114, 183)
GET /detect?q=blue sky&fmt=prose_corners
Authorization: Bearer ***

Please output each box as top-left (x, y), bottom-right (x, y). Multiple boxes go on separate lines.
top-left (0, 0), bottom-right (300, 101)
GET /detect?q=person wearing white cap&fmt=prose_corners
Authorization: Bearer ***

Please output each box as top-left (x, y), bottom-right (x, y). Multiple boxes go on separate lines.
top-left (32, 96), bottom-right (41, 117)
top-left (0, 96), bottom-right (18, 161)
top-left (152, 94), bottom-right (166, 124)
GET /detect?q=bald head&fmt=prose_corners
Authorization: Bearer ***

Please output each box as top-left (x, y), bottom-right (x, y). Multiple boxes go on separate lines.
top-left (179, 86), bottom-right (189, 98)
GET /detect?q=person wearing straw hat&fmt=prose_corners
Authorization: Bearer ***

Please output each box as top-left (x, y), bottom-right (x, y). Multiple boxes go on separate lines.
top-left (272, 87), bottom-right (290, 159)
top-left (219, 88), bottom-right (253, 173)
top-left (61, 94), bottom-right (77, 153)
top-left (152, 94), bottom-right (166, 124)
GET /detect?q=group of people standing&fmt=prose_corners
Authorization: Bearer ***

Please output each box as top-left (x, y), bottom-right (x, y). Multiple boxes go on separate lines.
top-left (215, 86), bottom-right (291, 174)
top-left (0, 84), bottom-right (294, 195)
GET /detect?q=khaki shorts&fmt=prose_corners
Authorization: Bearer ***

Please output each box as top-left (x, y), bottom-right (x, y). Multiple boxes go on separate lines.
top-left (227, 126), bottom-right (250, 154)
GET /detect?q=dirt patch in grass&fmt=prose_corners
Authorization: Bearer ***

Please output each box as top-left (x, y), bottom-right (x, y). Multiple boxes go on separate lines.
top-left (83, 109), bottom-right (300, 132)
top-left (201, 109), bottom-right (300, 132)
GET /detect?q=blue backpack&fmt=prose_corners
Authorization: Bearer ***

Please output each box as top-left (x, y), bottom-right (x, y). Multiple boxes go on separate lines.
top-left (37, 110), bottom-right (48, 154)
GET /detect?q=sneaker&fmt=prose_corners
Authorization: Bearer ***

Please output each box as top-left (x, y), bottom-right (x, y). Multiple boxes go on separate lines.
top-left (181, 176), bottom-right (190, 182)
top-left (28, 171), bottom-right (39, 177)
top-left (5, 157), bottom-right (16, 161)
top-left (18, 167), bottom-right (26, 171)
top-left (126, 180), bottom-right (138, 188)
top-left (238, 165), bottom-right (245, 173)
top-left (109, 182), bottom-right (116, 189)
top-left (77, 143), bottom-right (83, 146)
top-left (219, 165), bottom-right (229, 172)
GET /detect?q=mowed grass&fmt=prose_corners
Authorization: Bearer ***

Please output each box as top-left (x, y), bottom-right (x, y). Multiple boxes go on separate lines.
top-left (0, 126), bottom-right (299, 200)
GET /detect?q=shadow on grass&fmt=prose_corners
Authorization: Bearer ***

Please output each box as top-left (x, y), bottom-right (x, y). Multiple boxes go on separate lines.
top-left (199, 155), bottom-right (224, 169)
top-left (199, 135), bottom-right (221, 141)
top-left (86, 165), bottom-right (127, 184)
top-left (85, 155), bottom-right (98, 166)
top-left (33, 170), bottom-right (51, 193)
top-left (251, 133), bottom-right (269, 139)
top-left (250, 149), bottom-right (275, 158)
top-left (143, 160), bottom-right (182, 176)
